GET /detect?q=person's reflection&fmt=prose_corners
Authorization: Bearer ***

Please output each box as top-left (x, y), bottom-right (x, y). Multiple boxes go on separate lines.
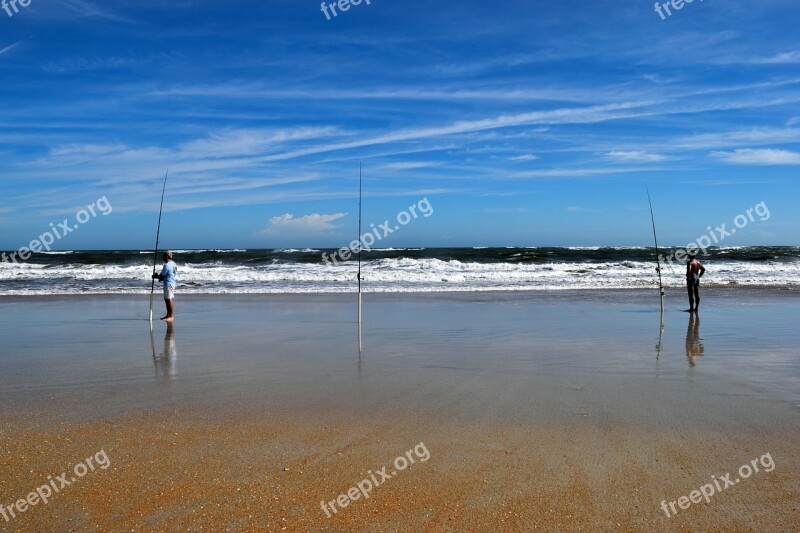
top-left (153, 323), bottom-right (177, 379)
top-left (685, 312), bottom-right (704, 367)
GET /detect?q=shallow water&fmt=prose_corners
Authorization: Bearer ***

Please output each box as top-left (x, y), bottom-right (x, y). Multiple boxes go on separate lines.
top-left (0, 289), bottom-right (797, 428)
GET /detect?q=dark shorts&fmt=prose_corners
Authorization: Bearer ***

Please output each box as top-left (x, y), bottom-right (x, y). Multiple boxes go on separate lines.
top-left (687, 276), bottom-right (700, 289)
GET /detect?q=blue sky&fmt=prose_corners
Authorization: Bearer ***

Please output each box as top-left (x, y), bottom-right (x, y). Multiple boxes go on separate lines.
top-left (0, 0), bottom-right (798, 250)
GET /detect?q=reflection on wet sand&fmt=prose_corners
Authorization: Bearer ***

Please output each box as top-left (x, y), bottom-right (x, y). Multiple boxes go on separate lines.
top-left (655, 316), bottom-right (664, 359)
top-left (685, 313), bottom-right (705, 367)
top-left (153, 323), bottom-right (177, 379)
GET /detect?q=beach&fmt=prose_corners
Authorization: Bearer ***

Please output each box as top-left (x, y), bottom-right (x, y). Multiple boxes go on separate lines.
top-left (3, 0), bottom-right (799, 529)
top-left (0, 290), bottom-right (797, 531)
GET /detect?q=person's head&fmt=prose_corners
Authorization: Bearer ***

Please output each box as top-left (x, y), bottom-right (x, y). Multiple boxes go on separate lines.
top-left (163, 251), bottom-right (173, 262)
top-left (688, 254), bottom-right (696, 263)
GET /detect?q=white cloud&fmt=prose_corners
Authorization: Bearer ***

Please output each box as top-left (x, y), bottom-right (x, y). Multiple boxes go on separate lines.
top-left (509, 154), bottom-right (539, 162)
top-left (252, 101), bottom-right (650, 163)
top-left (484, 207), bottom-right (529, 213)
top-left (56, 0), bottom-right (132, 22)
top-left (674, 127), bottom-right (800, 150)
top-left (508, 166), bottom-right (654, 179)
top-left (711, 148), bottom-right (800, 165)
top-left (50, 144), bottom-right (127, 157)
top-left (754, 51), bottom-right (800, 64)
top-left (178, 127), bottom-right (339, 159)
top-left (605, 150), bottom-right (668, 163)
top-left (0, 42), bottom-right (20, 55)
top-left (383, 161), bottom-right (439, 170)
top-left (260, 212), bottom-right (348, 235)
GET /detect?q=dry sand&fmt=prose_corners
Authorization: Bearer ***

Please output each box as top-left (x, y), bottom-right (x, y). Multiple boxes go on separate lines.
top-left (0, 407), bottom-right (797, 532)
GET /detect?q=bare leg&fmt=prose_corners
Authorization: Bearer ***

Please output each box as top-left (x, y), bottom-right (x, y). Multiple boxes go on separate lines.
top-left (161, 299), bottom-right (174, 320)
top-left (687, 283), bottom-right (695, 311)
top-left (693, 286), bottom-right (700, 312)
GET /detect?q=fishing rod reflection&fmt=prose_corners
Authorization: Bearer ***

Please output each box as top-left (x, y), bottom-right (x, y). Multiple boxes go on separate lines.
top-left (685, 313), bottom-right (705, 367)
top-left (152, 323), bottom-right (177, 379)
top-left (655, 319), bottom-right (664, 360)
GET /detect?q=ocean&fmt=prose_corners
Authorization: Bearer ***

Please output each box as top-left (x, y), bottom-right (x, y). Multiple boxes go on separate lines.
top-left (0, 247), bottom-right (798, 295)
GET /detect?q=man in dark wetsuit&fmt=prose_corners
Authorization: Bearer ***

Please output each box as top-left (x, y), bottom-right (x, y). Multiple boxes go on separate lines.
top-left (686, 254), bottom-right (706, 313)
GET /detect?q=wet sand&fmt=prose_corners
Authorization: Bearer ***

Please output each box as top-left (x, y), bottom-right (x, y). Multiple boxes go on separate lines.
top-left (0, 290), bottom-right (798, 531)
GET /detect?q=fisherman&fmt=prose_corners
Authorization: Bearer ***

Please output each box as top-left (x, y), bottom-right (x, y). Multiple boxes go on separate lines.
top-left (686, 254), bottom-right (706, 313)
top-left (152, 251), bottom-right (177, 321)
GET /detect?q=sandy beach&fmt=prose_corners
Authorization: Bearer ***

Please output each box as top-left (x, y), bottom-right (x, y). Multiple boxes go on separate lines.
top-left (3, 0), bottom-right (799, 529)
top-left (0, 290), bottom-right (797, 531)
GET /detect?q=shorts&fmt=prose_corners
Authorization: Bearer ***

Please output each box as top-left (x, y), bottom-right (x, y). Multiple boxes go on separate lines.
top-left (687, 276), bottom-right (700, 289)
top-left (163, 284), bottom-right (175, 300)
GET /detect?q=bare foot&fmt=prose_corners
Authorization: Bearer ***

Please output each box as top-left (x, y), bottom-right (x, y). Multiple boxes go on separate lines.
top-left (164, 317), bottom-right (174, 322)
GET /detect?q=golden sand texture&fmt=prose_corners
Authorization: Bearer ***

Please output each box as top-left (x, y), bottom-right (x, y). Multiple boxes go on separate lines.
top-left (0, 410), bottom-right (797, 532)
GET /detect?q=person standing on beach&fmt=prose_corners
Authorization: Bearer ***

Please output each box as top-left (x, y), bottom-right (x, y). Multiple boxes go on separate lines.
top-left (152, 251), bottom-right (177, 321)
top-left (686, 254), bottom-right (705, 313)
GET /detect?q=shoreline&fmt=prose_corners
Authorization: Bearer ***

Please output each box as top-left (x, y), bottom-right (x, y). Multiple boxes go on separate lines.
top-left (1, 285), bottom-right (798, 302)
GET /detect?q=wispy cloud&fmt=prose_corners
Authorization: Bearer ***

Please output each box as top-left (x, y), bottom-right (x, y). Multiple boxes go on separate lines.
top-left (42, 56), bottom-right (144, 74)
top-left (509, 167), bottom-right (655, 179)
top-left (177, 128), bottom-right (340, 159)
top-left (712, 148), bottom-right (800, 165)
top-left (484, 207), bottom-right (528, 213)
top-left (149, 84), bottom-right (636, 104)
top-left (509, 154), bottom-right (539, 162)
top-left (751, 51), bottom-right (800, 64)
top-left (55, 0), bottom-right (132, 22)
top-left (0, 42), bottom-right (20, 55)
top-left (50, 144), bottom-right (128, 157)
top-left (605, 151), bottom-right (668, 163)
top-left (383, 161), bottom-right (439, 170)
top-left (251, 102), bottom-right (652, 164)
top-left (675, 128), bottom-right (800, 150)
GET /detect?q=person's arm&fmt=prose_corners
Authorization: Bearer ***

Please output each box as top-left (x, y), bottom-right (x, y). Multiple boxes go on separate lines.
top-left (698, 263), bottom-right (706, 277)
top-left (152, 264), bottom-right (167, 280)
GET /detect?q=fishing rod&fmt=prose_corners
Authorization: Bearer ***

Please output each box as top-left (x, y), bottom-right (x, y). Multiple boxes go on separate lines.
top-left (645, 183), bottom-right (665, 320)
top-left (149, 170), bottom-right (169, 331)
top-left (357, 163), bottom-right (363, 354)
